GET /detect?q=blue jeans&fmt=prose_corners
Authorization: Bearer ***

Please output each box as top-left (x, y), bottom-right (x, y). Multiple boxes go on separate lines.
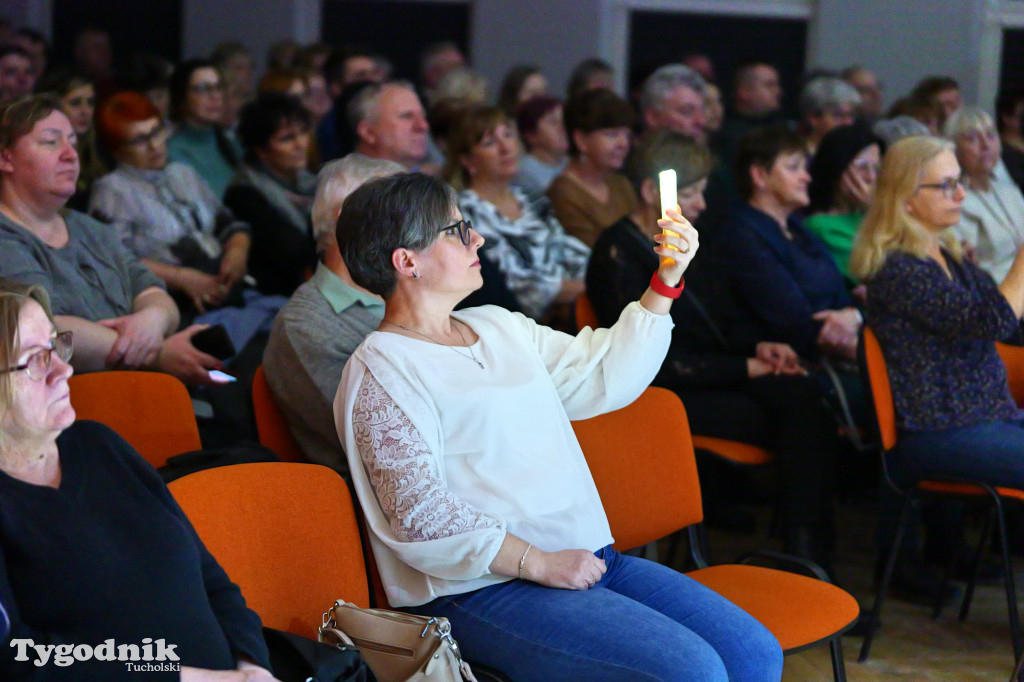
top-left (891, 418), bottom-right (1024, 489)
top-left (406, 546), bottom-right (783, 681)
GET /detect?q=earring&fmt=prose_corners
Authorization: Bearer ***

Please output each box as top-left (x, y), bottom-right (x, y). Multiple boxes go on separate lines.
top-left (412, 272), bottom-right (420, 279)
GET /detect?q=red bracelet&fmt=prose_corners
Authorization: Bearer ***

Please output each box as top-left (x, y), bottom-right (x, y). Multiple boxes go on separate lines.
top-left (649, 271), bottom-right (684, 299)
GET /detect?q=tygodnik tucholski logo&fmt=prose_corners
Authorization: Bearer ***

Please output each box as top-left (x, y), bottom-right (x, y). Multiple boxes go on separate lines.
top-left (10, 637), bottom-right (181, 671)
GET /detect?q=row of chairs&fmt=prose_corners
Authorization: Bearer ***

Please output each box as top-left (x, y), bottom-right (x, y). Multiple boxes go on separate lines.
top-left (67, 367), bottom-right (860, 681)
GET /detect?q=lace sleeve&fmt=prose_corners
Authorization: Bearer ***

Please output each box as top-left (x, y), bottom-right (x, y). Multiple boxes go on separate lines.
top-left (351, 368), bottom-right (501, 542)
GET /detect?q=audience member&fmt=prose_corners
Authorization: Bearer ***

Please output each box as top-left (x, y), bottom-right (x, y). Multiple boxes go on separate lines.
top-left (257, 68), bottom-right (306, 98)
top-left (0, 280), bottom-right (278, 682)
top-left (911, 75), bottom-right (962, 128)
top-left (945, 107), bottom-right (1024, 283)
top-left (587, 128), bottom-right (842, 569)
top-left (721, 123), bottom-right (860, 360)
top-left (514, 95), bottom-right (568, 195)
top-left (225, 93), bottom-right (317, 297)
top-left (842, 65), bottom-right (884, 120)
top-left (0, 94), bottom-right (221, 386)
top-left (887, 95), bottom-right (942, 135)
top-left (120, 52), bottom-right (175, 122)
top-left (849, 134), bottom-right (1024, 490)
top-left (718, 60), bottom-right (784, 153)
top-left (167, 59), bottom-right (242, 199)
top-left (806, 123), bottom-right (882, 282)
top-left (10, 28), bottom-right (47, 80)
top-left (265, 39), bottom-right (299, 71)
top-left (299, 67), bottom-right (332, 125)
top-left (293, 42), bottom-right (333, 74)
top-left (263, 154), bottom-right (401, 473)
top-left (497, 64), bottom-right (548, 117)
top-left (703, 82), bottom-right (724, 137)
top-left (444, 105), bottom-right (587, 320)
top-left (547, 88), bottom-right (637, 246)
top-left (0, 46), bottom-right (34, 102)
top-left (681, 53), bottom-right (716, 83)
top-left (333, 171), bottom-right (782, 681)
top-left (798, 76), bottom-right (861, 156)
top-left (349, 80), bottom-right (430, 170)
top-left (872, 114), bottom-right (929, 147)
top-left (566, 58), bottom-right (615, 99)
top-left (996, 86), bottom-right (1024, 191)
top-left (70, 26), bottom-right (115, 95)
top-left (91, 91), bottom-right (282, 354)
top-left (639, 63), bottom-right (707, 143)
top-left (419, 41), bottom-right (466, 105)
top-left (432, 66), bottom-right (489, 106)
top-left (211, 41), bottom-right (255, 135)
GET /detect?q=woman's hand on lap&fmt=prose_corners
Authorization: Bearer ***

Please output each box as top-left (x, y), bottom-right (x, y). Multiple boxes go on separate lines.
top-left (98, 307), bottom-right (166, 368)
top-left (525, 548), bottom-right (607, 590)
top-left (180, 268), bottom-right (226, 313)
top-left (155, 325), bottom-right (222, 386)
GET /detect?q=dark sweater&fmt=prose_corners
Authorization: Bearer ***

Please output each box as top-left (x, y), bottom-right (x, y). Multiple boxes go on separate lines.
top-left (0, 421), bottom-right (269, 680)
top-left (587, 216), bottom-right (763, 389)
top-left (866, 250), bottom-right (1024, 431)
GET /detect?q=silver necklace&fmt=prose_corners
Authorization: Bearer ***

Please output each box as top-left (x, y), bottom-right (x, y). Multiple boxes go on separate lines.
top-left (384, 318), bottom-right (485, 369)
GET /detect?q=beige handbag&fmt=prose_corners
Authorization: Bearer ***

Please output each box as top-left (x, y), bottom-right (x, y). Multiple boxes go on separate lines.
top-left (319, 600), bottom-right (478, 682)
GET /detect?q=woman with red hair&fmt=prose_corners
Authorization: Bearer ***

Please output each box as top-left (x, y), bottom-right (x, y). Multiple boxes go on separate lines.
top-left (89, 91), bottom-right (284, 353)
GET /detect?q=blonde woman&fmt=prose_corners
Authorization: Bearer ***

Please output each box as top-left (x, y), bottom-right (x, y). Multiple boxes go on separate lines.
top-left (849, 135), bottom-right (1024, 487)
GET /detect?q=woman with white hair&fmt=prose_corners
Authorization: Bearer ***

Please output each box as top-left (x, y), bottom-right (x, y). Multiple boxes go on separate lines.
top-left (262, 153), bottom-right (403, 474)
top-left (945, 106), bottom-right (1024, 282)
top-left (799, 76), bottom-right (862, 156)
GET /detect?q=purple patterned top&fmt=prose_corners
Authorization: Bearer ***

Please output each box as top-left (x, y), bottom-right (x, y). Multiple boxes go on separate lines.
top-left (866, 249), bottom-right (1024, 431)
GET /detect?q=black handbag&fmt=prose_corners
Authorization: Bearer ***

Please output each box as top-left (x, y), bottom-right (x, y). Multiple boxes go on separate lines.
top-left (263, 627), bottom-right (376, 682)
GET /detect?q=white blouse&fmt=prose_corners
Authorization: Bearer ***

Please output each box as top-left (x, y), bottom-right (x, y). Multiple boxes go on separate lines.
top-left (334, 302), bottom-right (672, 607)
top-left (952, 172), bottom-right (1024, 283)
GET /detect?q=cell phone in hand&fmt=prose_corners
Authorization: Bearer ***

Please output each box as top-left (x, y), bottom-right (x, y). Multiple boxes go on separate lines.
top-left (191, 324), bottom-right (236, 360)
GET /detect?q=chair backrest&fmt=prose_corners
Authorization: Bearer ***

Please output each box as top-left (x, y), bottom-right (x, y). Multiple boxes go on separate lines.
top-left (571, 387), bottom-right (702, 551)
top-left (69, 371), bottom-right (201, 468)
top-left (997, 342), bottom-right (1024, 408)
top-left (168, 462), bottom-right (370, 638)
top-left (860, 327), bottom-right (898, 452)
top-left (574, 292), bottom-right (600, 331)
top-left (251, 365), bottom-right (306, 463)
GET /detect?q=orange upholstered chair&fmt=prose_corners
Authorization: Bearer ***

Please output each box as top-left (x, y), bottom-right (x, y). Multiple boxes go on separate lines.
top-left (997, 342), bottom-right (1024, 408)
top-left (169, 462), bottom-right (369, 638)
top-left (574, 292), bottom-right (599, 331)
top-left (69, 371), bottom-right (201, 468)
top-left (251, 365), bottom-right (306, 463)
top-left (571, 387), bottom-right (858, 682)
top-left (858, 327), bottom-right (1024, 664)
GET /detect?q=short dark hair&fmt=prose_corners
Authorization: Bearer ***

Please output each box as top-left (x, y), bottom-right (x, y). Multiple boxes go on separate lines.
top-left (0, 93), bottom-right (62, 156)
top-left (567, 58), bottom-right (613, 100)
top-left (808, 123), bottom-right (881, 213)
top-left (497, 64), bottom-right (541, 116)
top-left (34, 68), bottom-right (91, 98)
top-left (0, 45), bottom-right (31, 64)
top-left (169, 58), bottom-right (219, 122)
top-left (516, 95), bottom-right (561, 141)
top-left (237, 92), bottom-right (312, 164)
top-left (911, 75), bottom-right (959, 104)
top-left (563, 88), bottom-right (634, 157)
top-left (996, 87), bottom-right (1024, 134)
top-left (734, 122), bottom-right (806, 200)
top-left (337, 172), bottom-right (457, 298)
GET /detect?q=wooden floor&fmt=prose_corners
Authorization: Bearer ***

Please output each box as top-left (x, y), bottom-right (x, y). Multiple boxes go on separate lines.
top-left (664, 494), bottom-right (1022, 681)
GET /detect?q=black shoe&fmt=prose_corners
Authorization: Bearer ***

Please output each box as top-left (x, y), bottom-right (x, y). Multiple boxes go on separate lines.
top-left (874, 556), bottom-right (962, 607)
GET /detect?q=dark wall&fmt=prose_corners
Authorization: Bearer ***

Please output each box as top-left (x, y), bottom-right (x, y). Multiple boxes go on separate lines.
top-left (322, 0), bottom-right (470, 84)
top-left (52, 0), bottom-right (182, 66)
top-left (629, 10), bottom-right (807, 118)
top-left (1002, 28), bottom-right (1024, 99)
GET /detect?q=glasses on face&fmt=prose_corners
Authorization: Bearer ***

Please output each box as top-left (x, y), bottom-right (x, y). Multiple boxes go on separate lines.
top-left (437, 219), bottom-right (474, 245)
top-left (2, 331), bottom-right (73, 381)
top-left (189, 82), bottom-right (225, 96)
top-left (917, 175), bottom-right (967, 199)
top-left (122, 124), bottom-right (168, 150)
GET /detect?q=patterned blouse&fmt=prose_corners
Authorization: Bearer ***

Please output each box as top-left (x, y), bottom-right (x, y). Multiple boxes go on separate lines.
top-left (458, 187), bottom-right (589, 320)
top-left (866, 249), bottom-right (1024, 431)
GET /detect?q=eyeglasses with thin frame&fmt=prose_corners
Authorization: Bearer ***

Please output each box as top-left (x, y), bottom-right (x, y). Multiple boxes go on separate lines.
top-left (122, 123), bottom-right (168, 150)
top-left (1, 331), bottom-right (74, 381)
top-left (438, 219), bottom-right (474, 246)
top-left (916, 175), bottom-right (967, 199)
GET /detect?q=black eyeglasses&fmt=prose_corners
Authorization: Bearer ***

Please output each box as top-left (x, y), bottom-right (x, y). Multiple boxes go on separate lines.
top-left (1, 331), bottom-right (73, 381)
top-left (437, 219), bottom-right (474, 246)
top-left (123, 124), bottom-right (168, 150)
top-left (917, 175), bottom-right (967, 199)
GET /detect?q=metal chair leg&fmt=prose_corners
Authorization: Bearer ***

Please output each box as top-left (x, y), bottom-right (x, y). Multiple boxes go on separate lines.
top-left (959, 506), bottom-right (996, 622)
top-left (993, 497), bottom-right (1023, 662)
top-left (859, 493), bottom-right (914, 662)
top-left (829, 636), bottom-right (848, 682)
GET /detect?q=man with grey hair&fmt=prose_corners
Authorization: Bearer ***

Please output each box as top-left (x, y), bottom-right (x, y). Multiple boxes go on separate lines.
top-left (262, 154), bottom-right (403, 473)
top-left (348, 80), bottom-right (432, 170)
top-left (799, 76), bottom-right (861, 155)
top-left (639, 63), bottom-right (708, 143)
